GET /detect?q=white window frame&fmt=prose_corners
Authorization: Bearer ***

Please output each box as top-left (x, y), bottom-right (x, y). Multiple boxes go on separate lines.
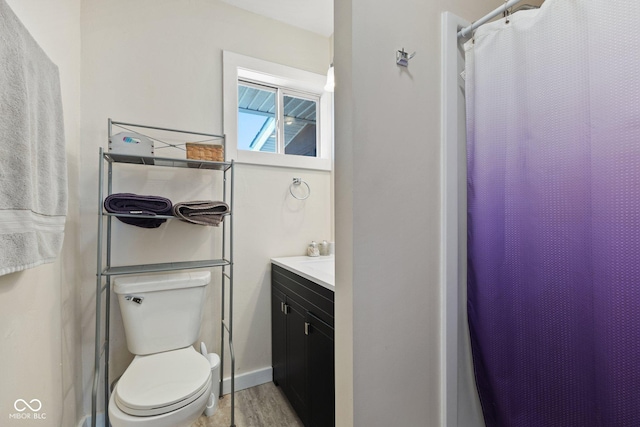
top-left (223, 51), bottom-right (332, 171)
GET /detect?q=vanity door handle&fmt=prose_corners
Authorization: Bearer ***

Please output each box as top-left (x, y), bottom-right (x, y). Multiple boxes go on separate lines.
top-left (304, 322), bottom-right (310, 335)
top-left (281, 302), bottom-right (291, 315)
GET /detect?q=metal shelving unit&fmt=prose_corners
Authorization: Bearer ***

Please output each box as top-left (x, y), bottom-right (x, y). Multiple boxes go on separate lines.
top-left (91, 120), bottom-right (236, 427)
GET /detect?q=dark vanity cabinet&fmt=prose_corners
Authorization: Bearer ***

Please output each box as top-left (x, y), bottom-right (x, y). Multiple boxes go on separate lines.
top-left (272, 264), bottom-right (335, 427)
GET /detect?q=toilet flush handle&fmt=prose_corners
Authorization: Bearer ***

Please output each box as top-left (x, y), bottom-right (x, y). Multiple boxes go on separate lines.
top-left (124, 295), bottom-right (144, 304)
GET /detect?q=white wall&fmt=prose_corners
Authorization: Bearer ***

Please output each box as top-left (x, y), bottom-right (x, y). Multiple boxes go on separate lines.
top-left (334, 0), bottom-right (511, 426)
top-left (0, 1), bottom-right (82, 426)
top-left (79, 0), bottom-right (331, 416)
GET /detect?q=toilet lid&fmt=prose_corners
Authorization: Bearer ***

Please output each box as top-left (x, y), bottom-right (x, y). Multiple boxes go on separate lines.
top-left (115, 346), bottom-right (211, 416)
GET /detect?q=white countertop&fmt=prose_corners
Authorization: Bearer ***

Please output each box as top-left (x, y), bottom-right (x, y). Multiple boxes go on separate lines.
top-left (271, 255), bottom-right (335, 291)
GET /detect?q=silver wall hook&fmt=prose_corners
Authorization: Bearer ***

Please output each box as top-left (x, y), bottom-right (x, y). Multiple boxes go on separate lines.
top-left (396, 48), bottom-right (416, 67)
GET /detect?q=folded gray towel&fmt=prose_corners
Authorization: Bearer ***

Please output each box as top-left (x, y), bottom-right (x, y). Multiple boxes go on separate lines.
top-left (172, 201), bottom-right (229, 226)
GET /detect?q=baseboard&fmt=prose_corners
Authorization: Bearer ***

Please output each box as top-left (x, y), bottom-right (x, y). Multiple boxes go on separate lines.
top-left (222, 366), bottom-right (272, 395)
top-left (78, 367), bottom-right (273, 426)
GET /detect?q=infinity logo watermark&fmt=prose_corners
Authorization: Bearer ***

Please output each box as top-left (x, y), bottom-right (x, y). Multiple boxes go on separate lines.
top-left (14, 399), bottom-right (42, 412)
top-left (9, 399), bottom-right (46, 420)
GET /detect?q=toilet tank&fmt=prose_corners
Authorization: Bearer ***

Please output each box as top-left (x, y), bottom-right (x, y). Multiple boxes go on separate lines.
top-left (114, 271), bottom-right (211, 355)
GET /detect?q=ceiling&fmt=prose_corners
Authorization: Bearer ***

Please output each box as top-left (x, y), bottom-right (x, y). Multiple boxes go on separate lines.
top-left (220, 0), bottom-right (333, 38)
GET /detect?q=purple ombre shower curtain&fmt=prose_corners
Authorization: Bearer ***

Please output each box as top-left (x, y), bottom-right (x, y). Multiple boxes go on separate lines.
top-left (465, 1), bottom-right (640, 426)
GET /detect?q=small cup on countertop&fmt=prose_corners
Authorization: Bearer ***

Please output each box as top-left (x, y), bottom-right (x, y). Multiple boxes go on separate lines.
top-left (319, 240), bottom-right (330, 256)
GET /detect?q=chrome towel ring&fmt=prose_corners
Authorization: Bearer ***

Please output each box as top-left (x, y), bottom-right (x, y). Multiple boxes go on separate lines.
top-left (290, 178), bottom-right (311, 200)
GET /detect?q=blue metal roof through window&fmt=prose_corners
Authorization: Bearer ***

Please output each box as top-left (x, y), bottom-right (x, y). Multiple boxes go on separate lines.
top-left (238, 83), bottom-right (318, 156)
top-left (238, 84), bottom-right (277, 152)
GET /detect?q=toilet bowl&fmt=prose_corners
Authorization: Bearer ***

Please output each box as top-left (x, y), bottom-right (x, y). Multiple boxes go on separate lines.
top-left (109, 347), bottom-right (212, 427)
top-left (108, 272), bottom-right (213, 427)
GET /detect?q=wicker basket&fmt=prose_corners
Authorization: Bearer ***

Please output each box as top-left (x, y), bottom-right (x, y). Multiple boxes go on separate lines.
top-left (185, 143), bottom-right (224, 162)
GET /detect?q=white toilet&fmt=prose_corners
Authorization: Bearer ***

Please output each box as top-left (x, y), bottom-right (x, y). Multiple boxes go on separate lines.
top-left (108, 271), bottom-right (213, 427)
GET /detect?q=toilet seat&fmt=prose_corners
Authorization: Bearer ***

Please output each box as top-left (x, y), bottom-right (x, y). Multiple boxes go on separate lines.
top-left (115, 346), bottom-right (211, 417)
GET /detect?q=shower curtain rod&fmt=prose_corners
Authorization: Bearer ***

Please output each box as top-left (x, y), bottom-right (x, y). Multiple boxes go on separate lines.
top-left (458, 0), bottom-right (527, 38)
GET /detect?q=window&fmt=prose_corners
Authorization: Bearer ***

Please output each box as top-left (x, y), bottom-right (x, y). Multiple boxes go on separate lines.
top-left (283, 94), bottom-right (318, 157)
top-left (237, 82), bottom-right (278, 153)
top-left (238, 82), bottom-right (319, 157)
top-left (223, 51), bottom-right (332, 170)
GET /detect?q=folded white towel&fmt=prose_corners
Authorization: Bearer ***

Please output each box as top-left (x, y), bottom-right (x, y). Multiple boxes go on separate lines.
top-left (0, 0), bottom-right (67, 276)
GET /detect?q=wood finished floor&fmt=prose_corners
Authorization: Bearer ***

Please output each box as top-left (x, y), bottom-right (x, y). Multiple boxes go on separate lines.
top-left (192, 382), bottom-right (304, 427)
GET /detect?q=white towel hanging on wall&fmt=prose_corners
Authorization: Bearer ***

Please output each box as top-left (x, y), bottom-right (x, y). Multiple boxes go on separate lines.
top-left (0, 0), bottom-right (67, 276)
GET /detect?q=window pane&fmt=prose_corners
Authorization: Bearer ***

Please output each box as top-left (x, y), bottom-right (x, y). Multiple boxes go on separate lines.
top-left (238, 84), bottom-right (277, 153)
top-left (283, 95), bottom-right (317, 157)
